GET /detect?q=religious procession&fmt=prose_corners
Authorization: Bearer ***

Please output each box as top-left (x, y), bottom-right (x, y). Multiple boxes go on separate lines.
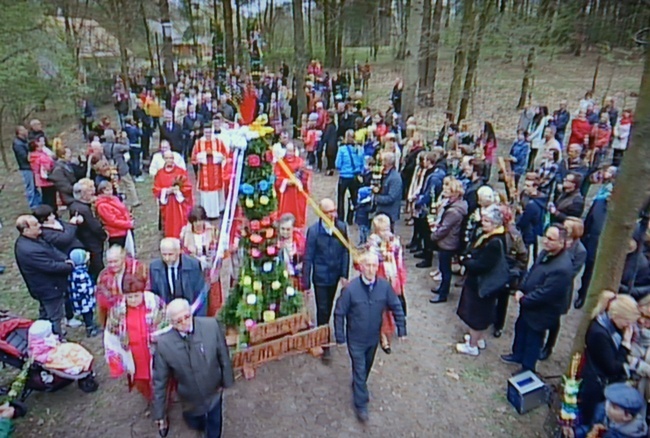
top-left (2, 1), bottom-right (650, 437)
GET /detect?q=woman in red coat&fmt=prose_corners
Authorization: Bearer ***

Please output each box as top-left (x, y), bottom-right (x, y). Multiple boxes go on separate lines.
top-left (95, 180), bottom-right (134, 248)
top-left (568, 109), bottom-right (592, 146)
top-left (29, 137), bottom-right (56, 209)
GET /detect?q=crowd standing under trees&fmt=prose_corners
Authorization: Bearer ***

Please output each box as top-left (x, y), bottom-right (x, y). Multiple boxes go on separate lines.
top-left (1, 0), bottom-right (650, 437)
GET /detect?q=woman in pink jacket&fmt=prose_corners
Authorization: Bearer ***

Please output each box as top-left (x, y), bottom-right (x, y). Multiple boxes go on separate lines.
top-left (28, 137), bottom-right (56, 209)
top-left (95, 180), bottom-right (134, 248)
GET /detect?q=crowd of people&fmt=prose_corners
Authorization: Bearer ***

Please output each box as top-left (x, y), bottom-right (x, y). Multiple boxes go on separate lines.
top-left (5, 55), bottom-right (647, 437)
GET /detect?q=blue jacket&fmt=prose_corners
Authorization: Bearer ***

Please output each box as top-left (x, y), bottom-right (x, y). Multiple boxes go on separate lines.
top-left (375, 168), bottom-right (403, 223)
top-left (517, 195), bottom-right (547, 246)
top-left (509, 140), bottom-right (531, 176)
top-left (124, 124), bottom-right (142, 145)
top-left (302, 220), bottom-right (350, 287)
top-left (553, 109), bottom-right (570, 134)
top-left (415, 165), bottom-right (446, 209)
top-left (149, 255), bottom-right (208, 316)
top-left (335, 144), bottom-right (364, 178)
top-left (334, 276), bottom-right (406, 345)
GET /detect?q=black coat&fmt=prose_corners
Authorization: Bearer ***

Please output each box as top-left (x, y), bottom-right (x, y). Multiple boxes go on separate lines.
top-left (15, 236), bottom-right (72, 301)
top-left (149, 255), bottom-right (208, 313)
top-left (49, 160), bottom-right (77, 205)
top-left (12, 136), bottom-right (30, 171)
top-left (41, 222), bottom-right (84, 255)
top-left (464, 179), bottom-right (485, 217)
top-left (519, 250), bottom-right (574, 331)
top-left (159, 122), bottom-right (184, 153)
top-left (582, 198), bottom-right (608, 261)
top-left (320, 123), bottom-right (338, 158)
top-left (552, 190), bottom-right (585, 223)
top-left (68, 200), bottom-right (107, 253)
top-left (303, 220), bottom-right (350, 287)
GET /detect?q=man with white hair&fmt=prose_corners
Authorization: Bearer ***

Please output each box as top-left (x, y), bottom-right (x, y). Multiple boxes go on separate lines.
top-left (191, 127), bottom-right (228, 219)
top-left (152, 151), bottom-right (193, 238)
top-left (159, 110), bottom-right (184, 155)
top-left (149, 140), bottom-right (185, 177)
top-left (69, 178), bottom-right (107, 279)
top-left (373, 151), bottom-right (403, 230)
top-left (153, 298), bottom-right (234, 438)
top-left (149, 238), bottom-right (208, 315)
top-left (334, 251), bottom-right (406, 423)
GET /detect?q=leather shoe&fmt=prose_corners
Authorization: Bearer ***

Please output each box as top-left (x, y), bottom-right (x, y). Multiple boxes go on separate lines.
top-left (539, 348), bottom-right (552, 361)
top-left (406, 242), bottom-right (418, 250)
top-left (409, 246), bottom-right (422, 253)
top-left (355, 409), bottom-right (369, 423)
top-left (321, 348), bottom-right (332, 365)
top-left (429, 296), bottom-right (447, 304)
top-left (413, 251), bottom-right (426, 259)
top-left (493, 329), bottom-right (502, 338)
top-left (574, 297), bottom-right (585, 309)
top-left (500, 354), bottom-right (521, 365)
top-left (416, 260), bottom-right (432, 268)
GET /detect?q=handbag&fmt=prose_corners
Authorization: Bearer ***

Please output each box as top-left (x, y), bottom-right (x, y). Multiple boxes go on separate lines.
top-left (477, 240), bottom-right (510, 298)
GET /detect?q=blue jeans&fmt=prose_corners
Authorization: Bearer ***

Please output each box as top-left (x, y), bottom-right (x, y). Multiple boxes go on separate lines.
top-left (182, 393), bottom-right (223, 438)
top-left (20, 170), bottom-right (41, 209)
top-left (511, 315), bottom-right (545, 372)
top-left (348, 342), bottom-right (378, 412)
top-left (129, 145), bottom-right (142, 177)
top-left (437, 250), bottom-right (454, 298)
top-left (358, 225), bottom-right (370, 245)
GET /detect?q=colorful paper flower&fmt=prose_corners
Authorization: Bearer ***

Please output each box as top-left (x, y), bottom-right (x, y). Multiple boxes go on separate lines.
top-left (286, 286), bottom-right (296, 297)
top-left (248, 154), bottom-right (261, 167)
top-left (249, 220), bottom-right (261, 231)
top-left (251, 248), bottom-right (262, 258)
top-left (271, 281), bottom-right (281, 290)
top-left (245, 198), bottom-right (254, 208)
top-left (270, 303), bottom-right (277, 311)
top-left (245, 318), bottom-right (255, 329)
top-left (265, 228), bottom-right (275, 239)
top-left (264, 150), bottom-right (274, 163)
top-left (253, 281), bottom-right (263, 291)
top-left (242, 276), bottom-right (252, 286)
top-left (268, 175), bottom-right (276, 184)
top-left (263, 310), bottom-right (276, 322)
top-left (250, 234), bottom-right (263, 244)
top-left (241, 183), bottom-right (254, 195)
top-left (260, 217), bottom-right (271, 227)
top-left (246, 294), bottom-right (257, 305)
top-left (283, 270), bottom-right (289, 278)
top-left (259, 195), bottom-right (269, 205)
top-left (266, 245), bottom-right (277, 256)
top-left (258, 180), bottom-right (269, 191)
top-left (263, 261), bottom-right (274, 272)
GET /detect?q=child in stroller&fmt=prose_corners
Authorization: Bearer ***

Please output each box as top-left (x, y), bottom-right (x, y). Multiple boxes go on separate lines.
top-left (0, 312), bottom-right (98, 400)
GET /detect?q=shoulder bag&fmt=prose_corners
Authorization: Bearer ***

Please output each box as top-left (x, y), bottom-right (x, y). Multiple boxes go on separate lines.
top-left (477, 239), bottom-right (510, 298)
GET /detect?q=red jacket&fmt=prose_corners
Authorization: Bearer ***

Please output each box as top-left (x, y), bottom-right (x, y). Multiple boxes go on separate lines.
top-left (95, 195), bottom-right (133, 237)
top-left (568, 119), bottom-right (591, 146)
top-left (29, 150), bottom-right (55, 188)
top-left (590, 123), bottom-right (612, 150)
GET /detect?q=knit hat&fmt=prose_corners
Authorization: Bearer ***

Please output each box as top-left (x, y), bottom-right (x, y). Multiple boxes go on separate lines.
top-left (28, 320), bottom-right (53, 340)
top-left (69, 248), bottom-right (89, 267)
top-left (357, 186), bottom-right (372, 205)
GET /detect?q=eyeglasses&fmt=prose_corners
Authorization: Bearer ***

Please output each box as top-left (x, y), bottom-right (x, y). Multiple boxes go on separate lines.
top-left (322, 209), bottom-right (337, 214)
top-left (172, 313), bottom-right (191, 325)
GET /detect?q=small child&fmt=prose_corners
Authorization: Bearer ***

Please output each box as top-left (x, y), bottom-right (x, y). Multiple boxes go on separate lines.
top-left (28, 320), bottom-right (94, 375)
top-left (303, 113), bottom-right (322, 168)
top-left (355, 187), bottom-right (373, 246)
top-left (68, 249), bottom-right (99, 337)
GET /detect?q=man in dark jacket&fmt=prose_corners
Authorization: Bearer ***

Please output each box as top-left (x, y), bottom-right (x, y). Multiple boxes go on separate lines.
top-left (501, 224), bottom-right (574, 373)
top-left (552, 100), bottom-right (570, 144)
top-left (319, 111), bottom-right (338, 175)
top-left (153, 299), bottom-right (234, 438)
top-left (14, 215), bottom-right (73, 336)
top-left (374, 152), bottom-right (403, 229)
top-left (182, 104), bottom-right (204, 162)
top-left (303, 198), bottom-right (350, 362)
top-left (132, 99), bottom-right (152, 161)
top-left (160, 110), bottom-right (184, 155)
top-left (575, 197), bottom-right (609, 308)
top-left (149, 238), bottom-right (208, 316)
top-left (68, 179), bottom-right (107, 280)
top-left (13, 126), bottom-right (41, 209)
top-left (550, 172), bottom-right (585, 223)
top-left (516, 175), bottom-right (547, 256)
top-left (463, 160), bottom-right (487, 217)
top-left (334, 251), bottom-right (406, 423)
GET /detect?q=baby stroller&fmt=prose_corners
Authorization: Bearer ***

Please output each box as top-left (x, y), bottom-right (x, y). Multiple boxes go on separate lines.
top-left (0, 311), bottom-right (98, 401)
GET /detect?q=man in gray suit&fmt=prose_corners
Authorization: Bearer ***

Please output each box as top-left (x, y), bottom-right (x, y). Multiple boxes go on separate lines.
top-left (149, 238), bottom-right (208, 316)
top-left (373, 152), bottom-right (403, 230)
top-left (153, 299), bottom-right (234, 437)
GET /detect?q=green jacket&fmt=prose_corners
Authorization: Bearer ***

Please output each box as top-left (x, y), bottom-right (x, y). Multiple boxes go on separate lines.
top-left (152, 317), bottom-right (234, 420)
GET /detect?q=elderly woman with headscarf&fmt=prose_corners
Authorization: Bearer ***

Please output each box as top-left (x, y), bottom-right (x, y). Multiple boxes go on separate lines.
top-left (96, 245), bottom-right (149, 326)
top-left (456, 205), bottom-right (508, 356)
top-left (104, 270), bottom-right (166, 401)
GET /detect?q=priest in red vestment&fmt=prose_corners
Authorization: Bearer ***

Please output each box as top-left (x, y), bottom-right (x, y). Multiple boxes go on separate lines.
top-left (240, 82), bottom-right (258, 125)
top-left (274, 143), bottom-right (310, 229)
top-left (191, 128), bottom-right (228, 219)
top-left (152, 151), bottom-right (193, 238)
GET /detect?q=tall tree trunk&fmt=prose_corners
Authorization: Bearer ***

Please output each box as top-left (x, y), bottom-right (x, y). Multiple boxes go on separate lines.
top-left (446, 0), bottom-right (475, 117)
top-left (457, 0), bottom-right (494, 122)
top-left (334, 0), bottom-right (345, 67)
top-left (235, 0), bottom-right (243, 64)
top-left (140, 0), bottom-right (155, 70)
top-left (160, 0), bottom-right (176, 85)
top-left (292, 0), bottom-right (307, 119)
top-left (424, 0), bottom-right (444, 103)
top-left (572, 47), bottom-right (650, 353)
top-left (396, 0), bottom-right (411, 60)
top-left (401, 0), bottom-right (424, 117)
top-left (591, 54), bottom-right (601, 94)
top-left (572, 0), bottom-right (590, 56)
top-left (184, 0), bottom-right (201, 64)
top-left (444, 0), bottom-right (451, 28)
top-left (0, 106), bottom-right (8, 170)
top-left (516, 47), bottom-right (535, 110)
top-left (222, 0), bottom-right (235, 67)
top-left (323, 0), bottom-right (337, 67)
top-left (307, 0), bottom-right (313, 58)
top-left (418, 0), bottom-right (433, 87)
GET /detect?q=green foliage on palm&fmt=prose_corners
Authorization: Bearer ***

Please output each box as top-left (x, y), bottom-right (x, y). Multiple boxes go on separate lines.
top-left (219, 134), bottom-right (303, 349)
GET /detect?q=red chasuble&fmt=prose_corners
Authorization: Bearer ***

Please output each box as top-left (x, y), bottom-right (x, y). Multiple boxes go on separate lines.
top-left (152, 165), bottom-right (193, 238)
top-left (191, 137), bottom-right (228, 191)
top-left (274, 155), bottom-right (310, 229)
